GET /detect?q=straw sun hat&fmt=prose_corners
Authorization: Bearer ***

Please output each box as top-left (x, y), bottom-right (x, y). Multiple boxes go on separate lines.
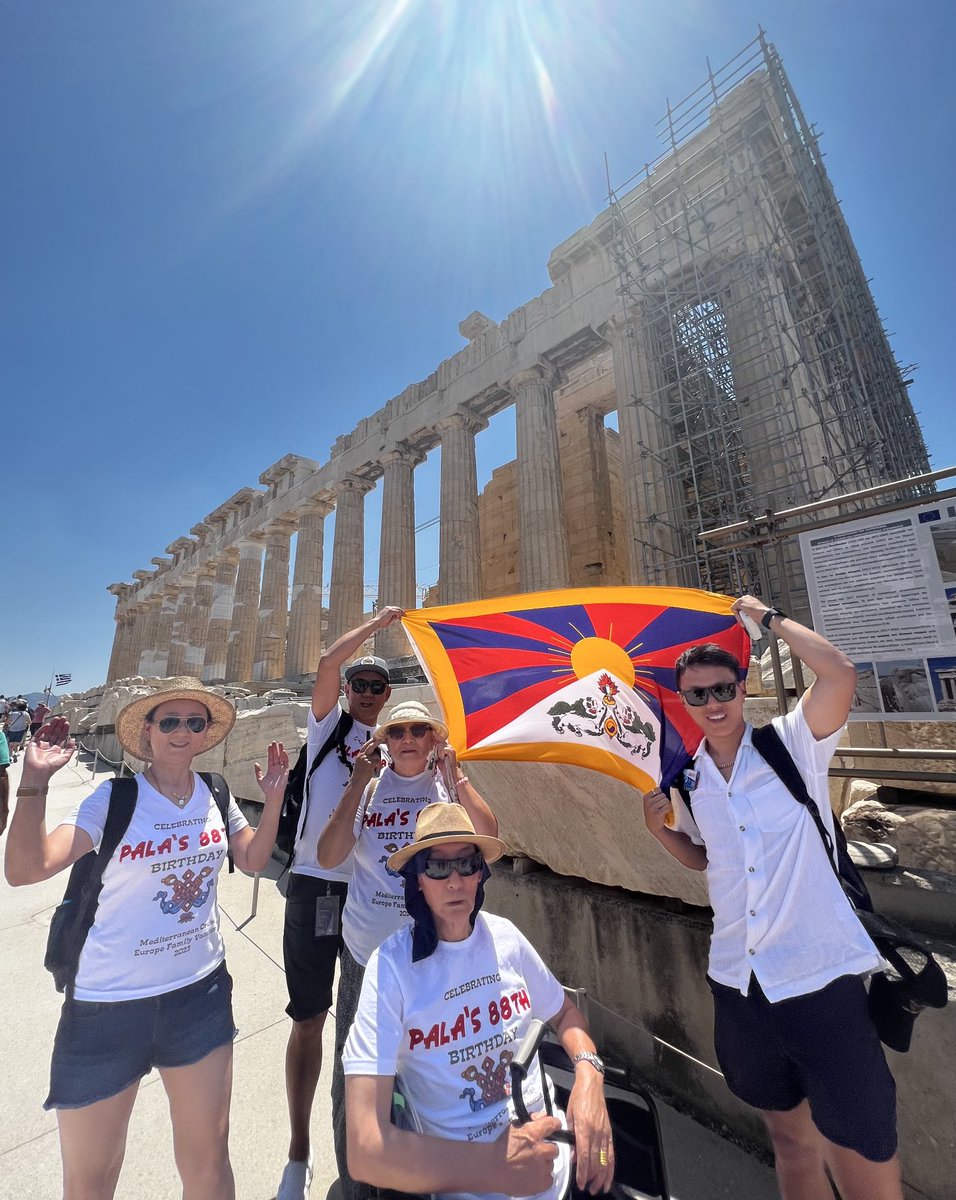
top-left (116, 685), bottom-right (236, 760)
top-left (373, 700), bottom-right (449, 743)
top-left (389, 803), bottom-right (506, 872)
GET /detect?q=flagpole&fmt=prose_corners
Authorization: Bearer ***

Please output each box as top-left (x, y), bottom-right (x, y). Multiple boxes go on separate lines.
top-left (44, 671), bottom-right (54, 707)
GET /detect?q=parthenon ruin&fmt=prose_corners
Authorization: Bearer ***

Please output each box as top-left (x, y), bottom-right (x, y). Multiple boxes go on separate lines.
top-left (103, 35), bottom-right (930, 687)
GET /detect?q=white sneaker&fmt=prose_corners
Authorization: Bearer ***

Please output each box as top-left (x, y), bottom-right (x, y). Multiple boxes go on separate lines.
top-left (276, 1156), bottom-right (313, 1200)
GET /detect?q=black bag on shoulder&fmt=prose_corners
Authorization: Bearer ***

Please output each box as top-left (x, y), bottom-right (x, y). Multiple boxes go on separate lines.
top-left (44, 771), bottom-right (233, 996)
top-left (276, 711), bottom-right (354, 864)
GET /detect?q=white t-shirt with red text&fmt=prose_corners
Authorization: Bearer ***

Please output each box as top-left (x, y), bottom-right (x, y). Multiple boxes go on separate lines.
top-left (341, 766), bottom-right (450, 967)
top-left (62, 773), bottom-right (248, 1002)
top-left (343, 912), bottom-right (570, 1200)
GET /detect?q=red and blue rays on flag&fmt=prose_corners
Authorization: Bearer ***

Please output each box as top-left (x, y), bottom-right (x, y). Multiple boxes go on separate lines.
top-left (401, 586), bottom-right (750, 795)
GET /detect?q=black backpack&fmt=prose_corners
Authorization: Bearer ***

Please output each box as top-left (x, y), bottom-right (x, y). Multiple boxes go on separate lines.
top-left (276, 711), bottom-right (355, 865)
top-left (675, 723), bottom-right (873, 912)
top-left (44, 771), bottom-right (233, 996)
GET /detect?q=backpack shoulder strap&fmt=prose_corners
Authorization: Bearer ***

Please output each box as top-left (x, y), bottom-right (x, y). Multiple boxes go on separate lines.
top-left (198, 771), bottom-right (234, 873)
top-left (307, 709), bottom-right (356, 784)
top-left (100, 776), bottom-right (138, 863)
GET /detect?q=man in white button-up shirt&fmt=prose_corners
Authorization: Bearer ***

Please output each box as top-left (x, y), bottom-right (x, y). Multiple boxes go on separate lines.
top-left (643, 595), bottom-right (901, 1200)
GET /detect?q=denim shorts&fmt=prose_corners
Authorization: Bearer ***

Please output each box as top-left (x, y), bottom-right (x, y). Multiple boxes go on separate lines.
top-left (709, 972), bottom-right (897, 1162)
top-left (45, 961), bottom-right (236, 1110)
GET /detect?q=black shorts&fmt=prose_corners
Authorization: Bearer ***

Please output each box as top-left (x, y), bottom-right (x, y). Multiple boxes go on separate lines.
top-left (709, 973), bottom-right (897, 1162)
top-left (282, 874), bottom-right (348, 1022)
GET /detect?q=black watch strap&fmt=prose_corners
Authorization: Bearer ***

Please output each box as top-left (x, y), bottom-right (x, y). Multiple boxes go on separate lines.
top-left (761, 606), bottom-right (788, 630)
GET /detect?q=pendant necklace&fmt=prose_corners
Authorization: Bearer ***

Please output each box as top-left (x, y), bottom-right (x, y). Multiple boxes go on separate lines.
top-left (147, 767), bottom-right (193, 808)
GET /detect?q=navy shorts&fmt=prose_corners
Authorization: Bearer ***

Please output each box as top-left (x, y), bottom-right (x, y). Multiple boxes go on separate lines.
top-left (709, 973), bottom-right (897, 1162)
top-left (46, 961), bottom-right (235, 1110)
top-left (283, 874), bottom-right (348, 1021)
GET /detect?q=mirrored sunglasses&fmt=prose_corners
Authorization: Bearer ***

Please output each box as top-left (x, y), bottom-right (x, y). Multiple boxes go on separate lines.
top-left (385, 723), bottom-right (432, 740)
top-left (422, 850), bottom-right (484, 880)
top-left (680, 681), bottom-right (740, 707)
top-left (152, 715), bottom-right (210, 734)
top-left (349, 678), bottom-right (387, 695)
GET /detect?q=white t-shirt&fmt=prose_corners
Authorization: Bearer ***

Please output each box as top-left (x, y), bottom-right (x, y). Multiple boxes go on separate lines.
top-left (292, 703), bottom-right (374, 882)
top-left (344, 912), bottom-right (570, 1200)
top-left (672, 699), bottom-right (882, 1001)
top-left (341, 766), bottom-right (449, 967)
top-left (62, 773), bottom-right (248, 1002)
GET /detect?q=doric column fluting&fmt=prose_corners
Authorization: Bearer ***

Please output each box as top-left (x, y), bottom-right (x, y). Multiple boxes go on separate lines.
top-left (225, 535), bottom-right (265, 683)
top-left (166, 577), bottom-right (196, 677)
top-left (118, 607), bottom-right (143, 679)
top-left (605, 314), bottom-right (679, 585)
top-left (285, 497), bottom-right (331, 679)
top-left (437, 410), bottom-right (486, 605)
top-left (376, 446), bottom-right (423, 659)
top-left (144, 585), bottom-right (180, 678)
top-left (202, 551), bottom-right (240, 684)
top-left (511, 364), bottom-right (571, 592)
top-left (253, 520), bottom-right (296, 682)
top-left (106, 586), bottom-right (134, 683)
top-left (184, 562), bottom-right (217, 678)
top-left (327, 476), bottom-right (373, 646)
top-left (135, 594), bottom-right (164, 678)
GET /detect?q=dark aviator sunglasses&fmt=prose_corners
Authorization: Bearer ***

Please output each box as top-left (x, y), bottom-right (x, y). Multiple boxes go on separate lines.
top-left (349, 678), bottom-right (387, 695)
top-left (680, 681), bottom-right (740, 707)
top-left (151, 715), bottom-right (211, 734)
top-left (386, 723), bottom-right (432, 740)
top-left (422, 850), bottom-right (484, 880)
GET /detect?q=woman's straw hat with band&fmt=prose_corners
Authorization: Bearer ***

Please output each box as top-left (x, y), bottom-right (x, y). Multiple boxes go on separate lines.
top-left (117, 684), bottom-right (237, 759)
top-left (389, 803), bottom-right (506, 872)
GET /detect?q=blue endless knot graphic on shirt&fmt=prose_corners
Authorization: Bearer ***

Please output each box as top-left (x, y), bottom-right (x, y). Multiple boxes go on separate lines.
top-left (153, 866), bottom-right (214, 922)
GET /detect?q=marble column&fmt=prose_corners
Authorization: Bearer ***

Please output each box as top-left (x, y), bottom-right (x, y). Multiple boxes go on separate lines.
top-left (135, 595), bottom-right (163, 677)
top-left (184, 562), bottom-right (217, 679)
top-left (118, 608), bottom-right (142, 679)
top-left (253, 521), bottom-right (295, 682)
top-left (286, 498), bottom-right (331, 679)
top-left (143, 585), bottom-right (180, 678)
top-left (376, 447), bottom-right (422, 659)
top-left (166, 577), bottom-right (196, 677)
top-left (327, 476), bottom-right (372, 646)
top-left (437, 410), bottom-right (486, 605)
top-left (605, 314), bottom-right (680, 585)
top-left (225, 536), bottom-right (265, 683)
top-left (105, 588), bottom-right (131, 683)
top-left (202, 551), bottom-right (240, 684)
top-left (512, 365), bottom-right (571, 592)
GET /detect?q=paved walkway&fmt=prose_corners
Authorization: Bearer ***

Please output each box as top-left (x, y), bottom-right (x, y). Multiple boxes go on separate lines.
top-left (0, 751), bottom-right (778, 1200)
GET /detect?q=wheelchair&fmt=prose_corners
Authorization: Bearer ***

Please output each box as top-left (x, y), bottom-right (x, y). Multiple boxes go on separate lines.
top-left (510, 1017), bottom-right (670, 1200)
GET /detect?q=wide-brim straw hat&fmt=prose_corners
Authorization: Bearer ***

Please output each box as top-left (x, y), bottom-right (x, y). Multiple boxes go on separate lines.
top-left (389, 802), bottom-right (506, 872)
top-left (117, 685), bottom-right (236, 759)
top-left (374, 700), bottom-right (448, 743)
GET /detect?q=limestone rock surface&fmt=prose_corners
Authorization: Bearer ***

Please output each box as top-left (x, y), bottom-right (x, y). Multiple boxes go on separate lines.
top-left (842, 798), bottom-right (956, 874)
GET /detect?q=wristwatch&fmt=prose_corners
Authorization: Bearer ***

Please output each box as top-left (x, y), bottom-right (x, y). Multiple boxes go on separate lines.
top-left (571, 1051), bottom-right (605, 1075)
top-left (760, 606), bottom-right (788, 630)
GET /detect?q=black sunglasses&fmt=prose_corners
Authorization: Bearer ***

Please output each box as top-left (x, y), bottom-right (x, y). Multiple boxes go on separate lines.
top-left (386, 723), bottom-right (432, 740)
top-left (349, 678), bottom-right (387, 695)
top-left (680, 681), bottom-right (740, 707)
top-left (422, 850), bottom-right (484, 880)
top-left (152, 715), bottom-right (211, 734)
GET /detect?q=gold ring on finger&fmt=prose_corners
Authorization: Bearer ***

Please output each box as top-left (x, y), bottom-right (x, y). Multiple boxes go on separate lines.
top-left (599, 1149), bottom-right (608, 1166)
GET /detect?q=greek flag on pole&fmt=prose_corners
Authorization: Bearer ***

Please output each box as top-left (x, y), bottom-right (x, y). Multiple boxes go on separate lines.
top-left (401, 587), bottom-right (749, 794)
top-left (55, 673), bottom-right (72, 687)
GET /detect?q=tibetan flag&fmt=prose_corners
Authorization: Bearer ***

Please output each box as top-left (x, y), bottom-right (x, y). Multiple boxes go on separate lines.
top-left (401, 587), bottom-right (749, 794)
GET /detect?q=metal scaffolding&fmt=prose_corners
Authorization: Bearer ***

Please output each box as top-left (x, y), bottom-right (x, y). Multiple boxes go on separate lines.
top-left (606, 31), bottom-right (931, 614)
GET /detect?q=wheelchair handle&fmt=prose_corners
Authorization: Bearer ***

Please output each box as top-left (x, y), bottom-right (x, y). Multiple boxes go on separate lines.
top-left (509, 1019), bottom-right (575, 1145)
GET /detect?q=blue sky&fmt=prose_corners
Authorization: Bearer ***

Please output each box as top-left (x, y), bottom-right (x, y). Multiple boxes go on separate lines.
top-left (3, 0), bottom-right (954, 696)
